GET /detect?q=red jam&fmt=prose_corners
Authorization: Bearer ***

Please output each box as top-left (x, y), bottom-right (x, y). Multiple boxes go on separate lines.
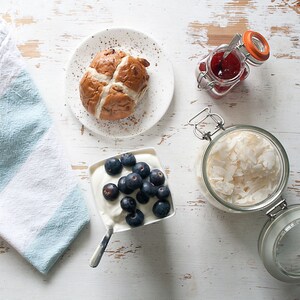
top-left (210, 51), bottom-right (241, 80)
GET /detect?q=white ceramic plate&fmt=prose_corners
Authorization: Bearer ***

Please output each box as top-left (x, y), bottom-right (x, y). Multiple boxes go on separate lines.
top-left (65, 28), bottom-right (174, 138)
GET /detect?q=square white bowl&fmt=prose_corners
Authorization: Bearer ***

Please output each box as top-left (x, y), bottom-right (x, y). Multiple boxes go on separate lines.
top-left (89, 147), bottom-right (175, 233)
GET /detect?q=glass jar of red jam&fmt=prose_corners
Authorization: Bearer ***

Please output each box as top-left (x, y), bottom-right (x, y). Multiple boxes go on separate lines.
top-left (196, 30), bottom-right (270, 98)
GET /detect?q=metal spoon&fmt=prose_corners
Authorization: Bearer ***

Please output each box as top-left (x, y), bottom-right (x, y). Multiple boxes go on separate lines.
top-left (89, 228), bottom-right (113, 268)
top-left (218, 33), bottom-right (242, 77)
top-left (222, 33), bottom-right (242, 60)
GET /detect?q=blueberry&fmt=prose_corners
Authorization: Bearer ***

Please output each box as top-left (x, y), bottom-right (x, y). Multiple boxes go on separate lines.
top-left (118, 176), bottom-right (134, 194)
top-left (125, 173), bottom-right (143, 190)
top-left (126, 209), bottom-right (144, 227)
top-left (152, 200), bottom-right (171, 218)
top-left (120, 153), bottom-right (136, 167)
top-left (132, 162), bottom-right (150, 179)
top-left (150, 169), bottom-right (165, 186)
top-left (104, 157), bottom-right (123, 175)
top-left (156, 185), bottom-right (170, 199)
top-left (120, 196), bottom-right (137, 213)
top-left (102, 183), bottom-right (119, 201)
top-left (136, 190), bottom-right (149, 204)
top-left (141, 181), bottom-right (157, 197)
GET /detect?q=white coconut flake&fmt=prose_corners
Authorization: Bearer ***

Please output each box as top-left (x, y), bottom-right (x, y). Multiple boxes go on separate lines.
top-left (206, 130), bottom-right (281, 206)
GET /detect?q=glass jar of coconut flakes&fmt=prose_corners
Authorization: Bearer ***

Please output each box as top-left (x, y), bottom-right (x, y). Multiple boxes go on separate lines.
top-left (188, 107), bottom-right (300, 283)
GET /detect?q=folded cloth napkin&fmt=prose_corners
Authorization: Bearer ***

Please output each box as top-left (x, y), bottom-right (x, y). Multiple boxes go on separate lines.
top-left (0, 20), bottom-right (89, 274)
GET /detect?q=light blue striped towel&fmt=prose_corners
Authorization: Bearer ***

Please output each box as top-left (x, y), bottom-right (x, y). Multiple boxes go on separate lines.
top-left (0, 20), bottom-right (89, 274)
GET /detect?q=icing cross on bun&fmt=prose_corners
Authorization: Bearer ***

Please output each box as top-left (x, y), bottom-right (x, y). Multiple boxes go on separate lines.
top-left (79, 49), bottom-right (150, 121)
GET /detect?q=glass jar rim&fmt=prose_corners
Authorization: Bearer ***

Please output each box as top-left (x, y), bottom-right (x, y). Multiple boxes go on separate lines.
top-left (202, 125), bottom-right (290, 212)
top-left (207, 45), bottom-right (246, 85)
top-left (258, 204), bottom-right (300, 282)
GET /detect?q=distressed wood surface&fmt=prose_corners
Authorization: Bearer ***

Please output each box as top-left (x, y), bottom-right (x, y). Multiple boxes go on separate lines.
top-left (1, 0), bottom-right (300, 299)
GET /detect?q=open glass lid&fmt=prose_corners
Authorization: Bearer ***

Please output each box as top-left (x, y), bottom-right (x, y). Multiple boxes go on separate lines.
top-left (258, 199), bottom-right (300, 283)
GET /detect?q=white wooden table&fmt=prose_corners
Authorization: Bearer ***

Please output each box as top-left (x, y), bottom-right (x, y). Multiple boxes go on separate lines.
top-left (1, 1), bottom-right (300, 299)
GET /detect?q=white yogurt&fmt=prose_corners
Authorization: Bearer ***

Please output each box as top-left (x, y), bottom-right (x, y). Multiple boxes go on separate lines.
top-left (90, 149), bottom-right (174, 232)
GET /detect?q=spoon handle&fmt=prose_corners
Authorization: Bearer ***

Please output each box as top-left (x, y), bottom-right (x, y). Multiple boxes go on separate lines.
top-left (89, 228), bottom-right (113, 268)
top-left (223, 33), bottom-right (242, 59)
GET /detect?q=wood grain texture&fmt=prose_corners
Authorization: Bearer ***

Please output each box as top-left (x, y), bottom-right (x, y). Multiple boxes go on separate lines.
top-left (1, 0), bottom-right (300, 299)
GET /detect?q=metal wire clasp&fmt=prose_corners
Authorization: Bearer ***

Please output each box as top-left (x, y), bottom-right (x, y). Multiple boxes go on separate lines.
top-left (266, 198), bottom-right (288, 219)
top-left (188, 107), bottom-right (225, 141)
top-left (197, 70), bottom-right (216, 91)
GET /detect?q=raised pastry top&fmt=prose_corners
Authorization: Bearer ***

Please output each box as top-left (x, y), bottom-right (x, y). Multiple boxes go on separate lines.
top-left (79, 49), bottom-right (150, 121)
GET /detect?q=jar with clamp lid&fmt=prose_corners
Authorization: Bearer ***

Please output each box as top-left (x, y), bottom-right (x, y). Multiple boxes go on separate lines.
top-left (188, 107), bottom-right (300, 283)
top-left (195, 30), bottom-right (270, 98)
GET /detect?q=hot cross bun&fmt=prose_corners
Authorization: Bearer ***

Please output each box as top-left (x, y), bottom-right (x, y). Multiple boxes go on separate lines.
top-left (79, 49), bottom-right (150, 120)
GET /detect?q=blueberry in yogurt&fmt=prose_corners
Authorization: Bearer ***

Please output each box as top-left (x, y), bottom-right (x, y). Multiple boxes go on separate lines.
top-left (132, 162), bottom-right (150, 179)
top-left (152, 200), bottom-right (170, 218)
top-left (105, 157), bottom-right (123, 175)
top-left (118, 176), bottom-right (134, 194)
top-left (136, 190), bottom-right (150, 204)
top-left (125, 173), bottom-right (143, 190)
top-left (150, 169), bottom-right (165, 186)
top-left (141, 181), bottom-right (157, 197)
top-left (120, 196), bottom-right (137, 213)
top-left (102, 183), bottom-right (119, 201)
top-left (156, 185), bottom-right (170, 200)
top-left (126, 209), bottom-right (144, 227)
top-left (120, 153), bottom-right (136, 167)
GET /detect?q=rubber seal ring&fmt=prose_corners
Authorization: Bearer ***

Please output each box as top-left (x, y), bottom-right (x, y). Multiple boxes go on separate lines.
top-left (242, 30), bottom-right (270, 61)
